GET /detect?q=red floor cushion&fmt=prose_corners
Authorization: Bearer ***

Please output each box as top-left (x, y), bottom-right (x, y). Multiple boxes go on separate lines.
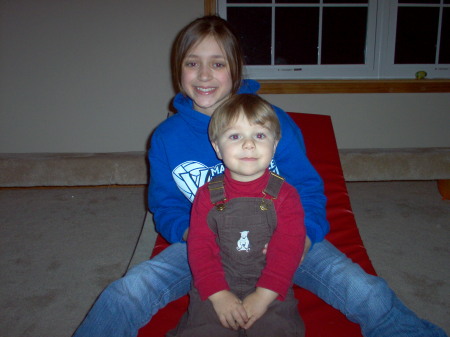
top-left (138, 112), bottom-right (377, 337)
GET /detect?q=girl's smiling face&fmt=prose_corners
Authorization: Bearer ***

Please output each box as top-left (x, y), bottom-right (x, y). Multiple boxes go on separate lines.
top-left (181, 35), bottom-right (233, 116)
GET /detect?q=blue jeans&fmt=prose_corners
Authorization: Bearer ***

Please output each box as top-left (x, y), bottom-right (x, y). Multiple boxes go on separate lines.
top-left (73, 240), bottom-right (447, 337)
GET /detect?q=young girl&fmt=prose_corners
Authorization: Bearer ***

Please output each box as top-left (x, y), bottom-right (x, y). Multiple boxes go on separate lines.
top-left (73, 15), bottom-right (447, 337)
top-left (168, 94), bottom-right (305, 336)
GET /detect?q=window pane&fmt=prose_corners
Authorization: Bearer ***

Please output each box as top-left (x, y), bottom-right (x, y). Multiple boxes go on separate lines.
top-left (321, 7), bottom-right (367, 64)
top-left (276, 0), bottom-right (319, 3)
top-left (227, 0), bottom-right (271, 3)
top-left (439, 8), bottom-right (450, 63)
top-left (275, 7), bottom-right (320, 65)
top-left (395, 7), bottom-right (439, 64)
top-left (227, 7), bottom-right (271, 65)
top-left (398, 0), bottom-right (439, 3)
top-left (324, 0), bottom-right (367, 3)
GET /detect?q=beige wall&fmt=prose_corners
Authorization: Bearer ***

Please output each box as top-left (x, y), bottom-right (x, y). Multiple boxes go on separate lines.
top-left (1, 0), bottom-right (449, 153)
top-left (262, 93), bottom-right (450, 149)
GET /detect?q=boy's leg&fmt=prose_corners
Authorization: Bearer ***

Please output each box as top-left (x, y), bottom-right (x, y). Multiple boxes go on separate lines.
top-left (294, 240), bottom-right (447, 337)
top-left (73, 242), bottom-right (191, 337)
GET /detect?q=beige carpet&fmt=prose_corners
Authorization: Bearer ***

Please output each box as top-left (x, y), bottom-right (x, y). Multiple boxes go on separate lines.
top-left (0, 186), bottom-right (147, 336)
top-left (347, 181), bottom-right (449, 333)
top-left (0, 181), bottom-right (448, 337)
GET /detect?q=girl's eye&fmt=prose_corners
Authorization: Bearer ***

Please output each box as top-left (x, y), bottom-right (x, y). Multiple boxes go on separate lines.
top-left (213, 63), bottom-right (226, 68)
top-left (185, 61), bottom-right (197, 67)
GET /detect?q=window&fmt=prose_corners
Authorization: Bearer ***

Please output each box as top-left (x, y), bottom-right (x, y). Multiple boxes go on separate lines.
top-left (217, 0), bottom-right (450, 80)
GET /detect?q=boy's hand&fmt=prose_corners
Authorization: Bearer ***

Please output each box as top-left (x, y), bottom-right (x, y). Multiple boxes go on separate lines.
top-left (242, 287), bottom-right (278, 330)
top-left (209, 290), bottom-right (248, 330)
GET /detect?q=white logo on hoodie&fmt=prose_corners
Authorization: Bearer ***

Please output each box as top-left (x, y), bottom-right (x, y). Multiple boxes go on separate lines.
top-left (172, 160), bottom-right (279, 203)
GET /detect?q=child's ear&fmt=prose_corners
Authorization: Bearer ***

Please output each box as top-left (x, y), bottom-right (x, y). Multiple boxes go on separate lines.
top-left (212, 142), bottom-right (223, 159)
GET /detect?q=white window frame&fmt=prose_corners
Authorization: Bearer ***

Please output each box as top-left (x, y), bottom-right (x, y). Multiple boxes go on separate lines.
top-left (217, 0), bottom-right (450, 80)
top-left (379, 0), bottom-right (450, 79)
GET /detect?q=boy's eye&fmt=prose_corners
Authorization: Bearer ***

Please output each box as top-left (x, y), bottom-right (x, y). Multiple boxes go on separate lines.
top-left (256, 133), bottom-right (266, 139)
top-left (229, 134), bottom-right (240, 140)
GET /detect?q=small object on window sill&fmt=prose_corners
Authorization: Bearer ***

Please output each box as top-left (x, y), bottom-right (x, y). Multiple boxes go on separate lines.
top-left (415, 71), bottom-right (427, 80)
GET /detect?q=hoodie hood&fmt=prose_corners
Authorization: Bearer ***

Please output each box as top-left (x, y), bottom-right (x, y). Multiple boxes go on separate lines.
top-left (237, 79), bottom-right (260, 94)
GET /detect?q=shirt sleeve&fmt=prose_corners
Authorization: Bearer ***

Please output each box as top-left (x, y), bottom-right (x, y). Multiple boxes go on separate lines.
top-left (188, 186), bottom-right (230, 300)
top-left (256, 183), bottom-right (306, 300)
top-left (148, 128), bottom-right (192, 243)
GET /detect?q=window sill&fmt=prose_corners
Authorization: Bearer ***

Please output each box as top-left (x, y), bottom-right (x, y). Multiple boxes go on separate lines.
top-left (258, 79), bottom-right (450, 94)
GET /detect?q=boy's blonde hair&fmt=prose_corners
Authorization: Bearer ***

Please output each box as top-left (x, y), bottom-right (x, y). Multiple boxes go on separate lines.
top-left (209, 94), bottom-right (281, 143)
top-left (172, 16), bottom-right (244, 95)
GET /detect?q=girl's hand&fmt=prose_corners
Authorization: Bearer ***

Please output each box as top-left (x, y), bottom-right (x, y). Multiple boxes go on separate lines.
top-left (301, 236), bottom-right (311, 263)
top-left (209, 290), bottom-right (248, 330)
top-left (182, 228), bottom-right (189, 241)
top-left (242, 287), bottom-right (278, 329)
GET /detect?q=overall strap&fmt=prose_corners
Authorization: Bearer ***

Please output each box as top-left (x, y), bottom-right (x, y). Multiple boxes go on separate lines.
top-left (263, 172), bottom-right (285, 199)
top-left (208, 174), bottom-right (226, 204)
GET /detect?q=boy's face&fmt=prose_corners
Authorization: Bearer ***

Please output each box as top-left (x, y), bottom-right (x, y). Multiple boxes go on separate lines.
top-left (212, 113), bottom-right (278, 182)
top-left (181, 36), bottom-right (233, 116)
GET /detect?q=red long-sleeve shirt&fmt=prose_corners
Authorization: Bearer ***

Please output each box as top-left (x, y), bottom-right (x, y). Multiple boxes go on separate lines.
top-left (188, 169), bottom-right (306, 301)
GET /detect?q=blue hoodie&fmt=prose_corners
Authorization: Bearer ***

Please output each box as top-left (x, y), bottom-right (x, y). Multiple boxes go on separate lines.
top-left (148, 79), bottom-right (329, 245)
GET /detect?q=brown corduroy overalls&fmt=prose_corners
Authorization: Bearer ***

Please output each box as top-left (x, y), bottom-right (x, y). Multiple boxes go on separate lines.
top-left (168, 173), bottom-right (304, 337)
